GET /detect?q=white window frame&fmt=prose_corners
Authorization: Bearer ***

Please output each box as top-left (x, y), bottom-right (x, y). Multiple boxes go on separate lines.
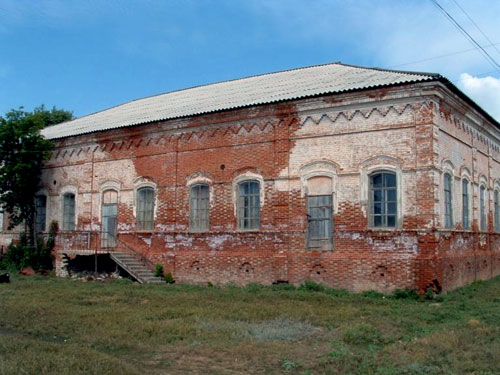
top-left (133, 178), bottom-right (157, 232)
top-left (494, 189), bottom-right (500, 232)
top-left (35, 194), bottom-right (48, 233)
top-left (60, 185), bottom-right (77, 231)
top-left (359, 156), bottom-right (403, 230)
top-left (443, 172), bottom-right (454, 229)
top-left (480, 184), bottom-right (487, 231)
top-left (237, 180), bottom-right (261, 231)
top-left (189, 184), bottom-right (210, 231)
top-left (232, 172), bottom-right (264, 231)
top-left (369, 170), bottom-right (398, 228)
top-left (461, 178), bottom-right (471, 230)
top-left (136, 186), bottom-right (155, 231)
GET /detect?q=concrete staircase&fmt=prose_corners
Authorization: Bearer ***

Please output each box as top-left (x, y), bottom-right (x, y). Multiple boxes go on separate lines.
top-left (110, 252), bottom-right (163, 284)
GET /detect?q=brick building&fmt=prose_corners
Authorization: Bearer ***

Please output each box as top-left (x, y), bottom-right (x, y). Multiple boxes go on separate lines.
top-left (4, 63), bottom-right (500, 292)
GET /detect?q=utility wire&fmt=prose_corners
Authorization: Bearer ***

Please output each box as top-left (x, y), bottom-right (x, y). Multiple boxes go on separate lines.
top-left (429, 0), bottom-right (500, 72)
top-left (389, 42), bottom-right (500, 68)
top-left (451, 0), bottom-right (500, 57)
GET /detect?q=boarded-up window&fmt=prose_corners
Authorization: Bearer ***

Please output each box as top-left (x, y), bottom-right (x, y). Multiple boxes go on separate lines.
top-left (190, 184), bottom-right (209, 231)
top-left (444, 173), bottom-right (453, 228)
top-left (137, 187), bottom-right (154, 231)
top-left (307, 176), bottom-right (332, 195)
top-left (462, 179), bottom-right (470, 229)
top-left (370, 172), bottom-right (397, 228)
top-left (35, 195), bottom-right (47, 232)
top-left (307, 195), bottom-right (333, 250)
top-left (480, 185), bottom-right (487, 231)
top-left (238, 180), bottom-right (260, 230)
top-left (62, 193), bottom-right (75, 231)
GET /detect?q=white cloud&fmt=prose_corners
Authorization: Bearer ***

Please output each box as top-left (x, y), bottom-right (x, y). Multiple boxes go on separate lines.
top-left (458, 73), bottom-right (500, 121)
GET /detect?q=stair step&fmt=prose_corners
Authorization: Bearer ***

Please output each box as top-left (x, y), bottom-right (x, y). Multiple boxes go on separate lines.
top-left (110, 252), bottom-right (164, 284)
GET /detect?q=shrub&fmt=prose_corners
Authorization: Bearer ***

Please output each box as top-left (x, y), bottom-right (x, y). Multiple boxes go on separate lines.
top-left (272, 283), bottom-right (296, 291)
top-left (0, 230), bottom-right (55, 271)
top-left (298, 280), bottom-right (325, 292)
top-left (326, 288), bottom-right (350, 297)
top-left (154, 264), bottom-right (164, 278)
top-left (392, 288), bottom-right (421, 300)
top-left (245, 283), bottom-right (264, 292)
top-left (361, 290), bottom-right (384, 298)
top-left (342, 323), bottom-right (383, 345)
top-left (164, 272), bottom-right (175, 284)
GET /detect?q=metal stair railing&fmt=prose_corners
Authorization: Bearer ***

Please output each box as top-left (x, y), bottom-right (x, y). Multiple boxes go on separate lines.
top-left (100, 230), bottom-right (156, 273)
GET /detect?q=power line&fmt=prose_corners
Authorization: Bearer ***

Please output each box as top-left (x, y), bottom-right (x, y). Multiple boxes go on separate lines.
top-left (389, 42), bottom-right (500, 68)
top-left (429, 0), bottom-right (500, 72)
top-left (451, 0), bottom-right (500, 57)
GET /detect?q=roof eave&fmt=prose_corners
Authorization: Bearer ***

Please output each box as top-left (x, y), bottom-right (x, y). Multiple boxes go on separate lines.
top-left (44, 77), bottom-right (439, 141)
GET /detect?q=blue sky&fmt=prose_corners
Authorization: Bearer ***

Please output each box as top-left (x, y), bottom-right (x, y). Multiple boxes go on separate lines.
top-left (1, 0), bottom-right (499, 120)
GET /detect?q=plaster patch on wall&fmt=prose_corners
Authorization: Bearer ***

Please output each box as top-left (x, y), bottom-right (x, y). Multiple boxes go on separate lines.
top-left (274, 179), bottom-right (290, 192)
top-left (207, 234), bottom-right (232, 250)
top-left (175, 234), bottom-right (194, 247)
top-left (139, 236), bottom-right (152, 246)
top-left (117, 223), bottom-right (132, 231)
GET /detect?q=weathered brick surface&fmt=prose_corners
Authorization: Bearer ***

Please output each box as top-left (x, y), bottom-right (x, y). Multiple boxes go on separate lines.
top-left (3, 83), bottom-right (499, 293)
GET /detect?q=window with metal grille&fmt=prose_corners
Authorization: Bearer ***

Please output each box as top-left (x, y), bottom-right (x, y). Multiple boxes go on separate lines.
top-left (190, 184), bottom-right (209, 231)
top-left (62, 193), bottom-right (75, 231)
top-left (370, 172), bottom-right (397, 228)
top-left (137, 187), bottom-right (154, 230)
top-left (495, 190), bottom-right (500, 232)
top-left (444, 173), bottom-right (453, 228)
top-left (462, 179), bottom-right (470, 229)
top-left (480, 185), bottom-right (487, 231)
top-left (237, 180), bottom-right (260, 230)
top-left (307, 195), bottom-right (333, 250)
top-left (35, 195), bottom-right (47, 232)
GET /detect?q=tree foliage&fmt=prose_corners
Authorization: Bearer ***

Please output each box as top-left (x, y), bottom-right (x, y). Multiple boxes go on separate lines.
top-left (0, 105), bottom-right (72, 244)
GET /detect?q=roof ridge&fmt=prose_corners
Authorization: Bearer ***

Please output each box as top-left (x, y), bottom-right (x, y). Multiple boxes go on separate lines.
top-left (336, 62), bottom-right (441, 78)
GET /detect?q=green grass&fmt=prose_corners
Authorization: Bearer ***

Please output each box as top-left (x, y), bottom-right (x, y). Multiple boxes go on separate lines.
top-left (1, 275), bottom-right (500, 375)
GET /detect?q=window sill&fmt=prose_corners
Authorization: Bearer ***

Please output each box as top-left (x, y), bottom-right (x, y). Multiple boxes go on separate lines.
top-left (367, 227), bottom-right (400, 232)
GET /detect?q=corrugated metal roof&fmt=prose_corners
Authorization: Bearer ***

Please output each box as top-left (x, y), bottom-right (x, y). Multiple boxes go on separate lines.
top-left (41, 62), bottom-right (438, 140)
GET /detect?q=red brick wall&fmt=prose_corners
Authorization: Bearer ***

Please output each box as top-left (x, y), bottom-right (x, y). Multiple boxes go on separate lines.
top-left (38, 84), bottom-right (500, 292)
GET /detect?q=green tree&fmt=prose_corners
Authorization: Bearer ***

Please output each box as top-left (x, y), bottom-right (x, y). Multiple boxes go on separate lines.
top-left (0, 105), bottom-right (72, 245)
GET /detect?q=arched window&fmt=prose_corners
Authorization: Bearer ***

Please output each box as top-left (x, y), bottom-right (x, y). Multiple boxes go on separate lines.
top-left (237, 180), bottom-right (260, 230)
top-left (494, 190), bottom-right (500, 232)
top-left (444, 173), bottom-right (453, 228)
top-left (137, 187), bottom-right (154, 230)
top-left (62, 193), bottom-right (75, 231)
top-left (190, 184), bottom-right (209, 231)
top-left (480, 185), bottom-right (487, 231)
top-left (370, 171), bottom-right (397, 228)
top-left (35, 195), bottom-right (47, 232)
top-left (102, 190), bottom-right (118, 247)
top-left (462, 179), bottom-right (470, 229)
